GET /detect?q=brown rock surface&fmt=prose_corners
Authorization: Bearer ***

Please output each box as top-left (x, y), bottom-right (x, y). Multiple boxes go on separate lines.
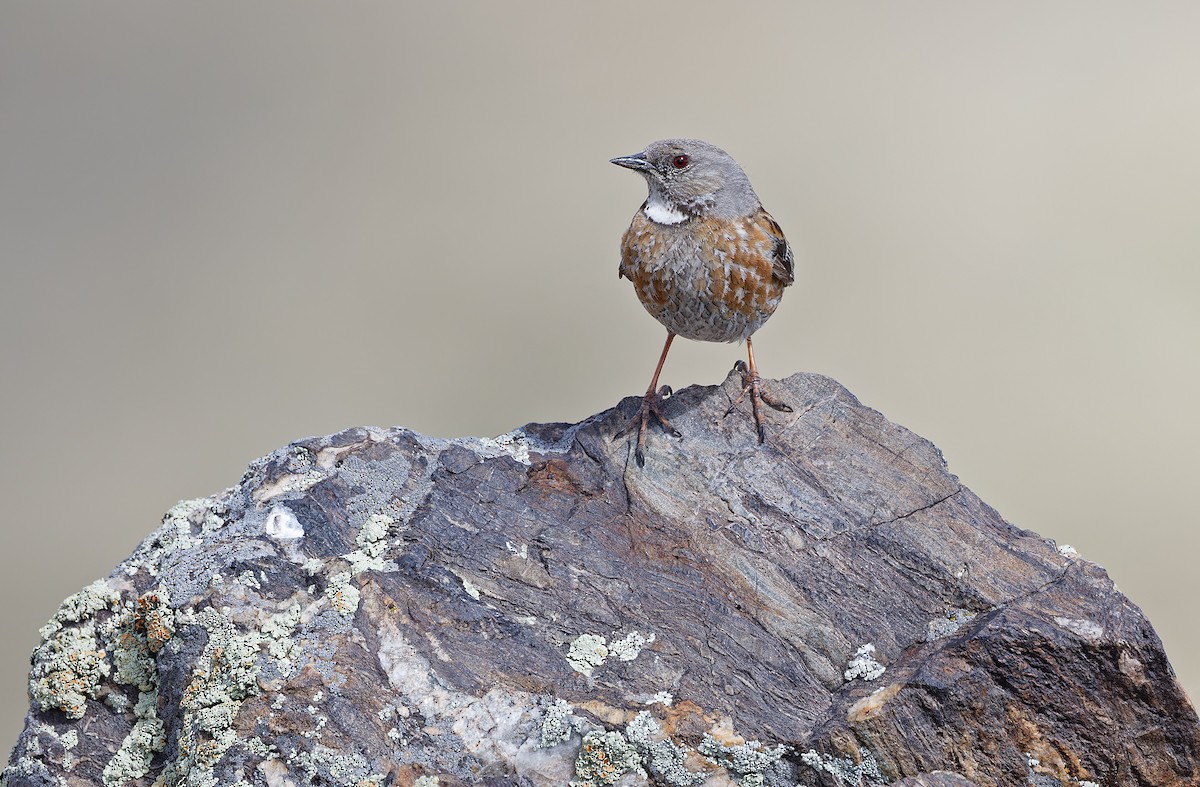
top-left (4, 371), bottom-right (1197, 786)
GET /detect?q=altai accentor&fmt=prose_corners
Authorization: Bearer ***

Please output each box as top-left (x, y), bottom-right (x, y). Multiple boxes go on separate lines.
top-left (611, 138), bottom-right (794, 466)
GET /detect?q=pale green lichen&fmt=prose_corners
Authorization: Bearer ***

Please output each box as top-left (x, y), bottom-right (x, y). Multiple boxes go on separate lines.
top-left (1, 722), bottom-right (61, 785)
top-left (199, 508), bottom-right (225, 535)
top-left (566, 634), bottom-right (608, 677)
top-left (345, 513), bottom-right (395, 575)
top-left (106, 691), bottom-right (132, 714)
top-left (261, 605), bottom-right (302, 666)
top-left (235, 570), bottom-right (262, 590)
top-left (263, 469), bottom-right (328, 500)
top-left (159, 496), bottom-right (224, 536)
top-left (305, 512), bottom-right (392, 613)
top-left (326, 571), bottom-right (361, 616)
top-left (100, 589), bottom-right (174, 785)
top-left (302, 703), bottom-right (329, 739)
top-left (698, 735), bottom-right (789, 787)
top-left (242, 737), bottom-right (274, 759)
top-left (37, 578), bottom-right (120, 641)
top-left (29, 579), bottom-right (120, 719)
top-left (625, 712), bottom-right (704, 787)
top-left (285, 445), bottom-right (314, 471)
top-left (565, 631), bottom-right (652, 677)
top-left (926, 608), bottom-right (977, 642)
top-left (412, 777), bottom-right (440, 787)
top-left (538, 698), bottom-right (579, 749)
top-left (156, 607), bottom-right (263, 787)
top-left (800, 747), bottom-right (887, 785)
top-left (288, 745), bottom-right (375, 786)
top-left (102, 691), bottom-right (166, 787)
top-left (161, 498), bottom-right (211, 552)
top-left (609, 631), bottom-right (655, 662)
top-left (123, 496), bottom-right (224, 580)
top-left (29, 621), bottom-right (109, 720)
top-left (844, 643), bottom-right (886, 682)
top-left (645, 691), bottom-right (673, 707)
top-left (3, 723), bottom-right (85, 780)
top-left (478, 430), bottom-right (531, 464)
top-left (570, 730), bottom-right (645, 787)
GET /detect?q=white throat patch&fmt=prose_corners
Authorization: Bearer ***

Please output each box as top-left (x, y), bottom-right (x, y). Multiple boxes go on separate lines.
top-left (643, 194), bottom-right (687, 225)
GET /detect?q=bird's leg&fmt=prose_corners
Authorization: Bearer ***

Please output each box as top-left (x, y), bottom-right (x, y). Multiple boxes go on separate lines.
top-left (724, 336), bottom-right (793, 443)
top-left (622, 332), bottom-right (682, 467)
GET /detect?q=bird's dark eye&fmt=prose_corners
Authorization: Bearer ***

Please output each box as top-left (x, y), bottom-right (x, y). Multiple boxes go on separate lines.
top-left (672, 154), bottom-right (689, 169)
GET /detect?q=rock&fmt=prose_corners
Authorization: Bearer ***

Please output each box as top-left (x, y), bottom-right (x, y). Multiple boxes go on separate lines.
top-left (3, 371), bottom-right (1198, 787)
top-left (893, 774), bottom-right (980, 787)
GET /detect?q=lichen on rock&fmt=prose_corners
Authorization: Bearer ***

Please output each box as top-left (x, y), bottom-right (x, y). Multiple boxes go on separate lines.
top-left (4, 373), bottom-right (1198, 786)
top-left (571, 730), bottom-right (644, 787)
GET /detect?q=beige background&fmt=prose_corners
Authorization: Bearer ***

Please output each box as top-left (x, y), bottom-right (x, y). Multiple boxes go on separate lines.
top-left (2, 2), bottom-right (1198, 748)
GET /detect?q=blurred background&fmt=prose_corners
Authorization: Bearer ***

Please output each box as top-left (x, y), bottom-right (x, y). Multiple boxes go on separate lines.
top-left (2, 2), bottom-right (1198, 747)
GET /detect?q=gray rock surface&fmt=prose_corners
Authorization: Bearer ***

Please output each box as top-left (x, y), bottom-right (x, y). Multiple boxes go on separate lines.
top-left (4, 371), bottom-right (1198, 787)
top-left (893, 774), bottom-right (980, 787)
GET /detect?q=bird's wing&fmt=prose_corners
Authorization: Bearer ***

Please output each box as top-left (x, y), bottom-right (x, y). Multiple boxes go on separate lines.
top-left (759, 210), bottom-right (795, 287)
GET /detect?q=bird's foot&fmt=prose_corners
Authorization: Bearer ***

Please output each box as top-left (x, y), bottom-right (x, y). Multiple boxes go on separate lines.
top-left (724, 361), bottom-right (793, 443)
top-left (619, 385), bottom-right (683, 467)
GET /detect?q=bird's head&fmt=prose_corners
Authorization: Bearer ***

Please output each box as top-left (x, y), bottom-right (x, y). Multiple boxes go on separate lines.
top-left (610, 139), bottom-right (759, 221)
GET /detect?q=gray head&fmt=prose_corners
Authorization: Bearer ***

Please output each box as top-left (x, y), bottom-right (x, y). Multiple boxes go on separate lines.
top-left (610, 139), bottom-right (760, 221)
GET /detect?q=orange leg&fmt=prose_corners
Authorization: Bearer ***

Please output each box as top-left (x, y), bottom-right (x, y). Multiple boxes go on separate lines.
top-left (724, 336), bottom-right (793, 443)
top-left (624, 331), bottom-right (682, 467)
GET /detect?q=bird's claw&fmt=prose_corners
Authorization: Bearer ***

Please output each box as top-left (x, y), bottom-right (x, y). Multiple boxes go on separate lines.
top-left (761, 389), bottom-right (793, 413)
top-left (624, 386), bottom-right (683, 467)
top-left (725, 363), bottom-right (791, 442)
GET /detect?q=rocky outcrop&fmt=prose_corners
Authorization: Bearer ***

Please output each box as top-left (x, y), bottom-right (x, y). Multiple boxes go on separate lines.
top-left (4, 371), bottom-right (1198, 786)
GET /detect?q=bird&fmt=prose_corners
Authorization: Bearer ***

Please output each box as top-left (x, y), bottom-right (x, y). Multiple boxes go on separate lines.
top-left (611, 138), bottom-right (795, 467)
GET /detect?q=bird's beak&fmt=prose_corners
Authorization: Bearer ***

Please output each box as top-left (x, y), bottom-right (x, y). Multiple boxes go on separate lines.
top-left (610, 152), bottom-right (651, 172)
